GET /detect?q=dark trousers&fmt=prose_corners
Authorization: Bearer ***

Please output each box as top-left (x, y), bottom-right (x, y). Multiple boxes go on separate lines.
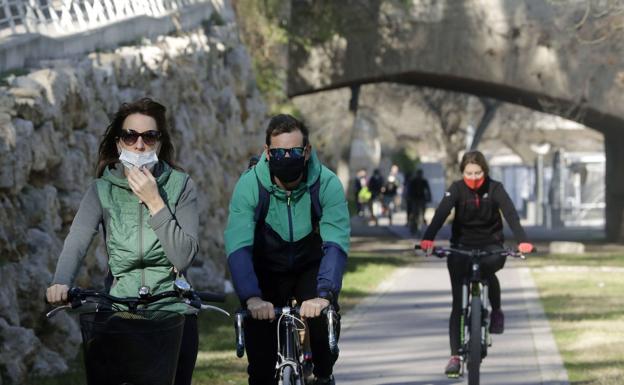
top-left (175, 314), bottom-right (198, 385)
top-left (447, 245), bottom-right (506, 355)
top-left (244, 264), bottom-right (340, 385)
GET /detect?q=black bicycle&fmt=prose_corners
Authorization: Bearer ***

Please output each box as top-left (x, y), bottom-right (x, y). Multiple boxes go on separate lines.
top-left (234, 303), bottom-right (339, 385)
top-left (46, 280), bottom-right (228, 385)
top-left (416, 245), bottom-right (526, 385)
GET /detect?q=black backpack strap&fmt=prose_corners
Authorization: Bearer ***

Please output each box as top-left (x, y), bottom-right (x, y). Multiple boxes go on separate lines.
top-left (254, 170), bottom-right (322, 228)
top-left (254, 173), bottom-right (270, 224)
top-left (309, 174), bottom-right (322, 227)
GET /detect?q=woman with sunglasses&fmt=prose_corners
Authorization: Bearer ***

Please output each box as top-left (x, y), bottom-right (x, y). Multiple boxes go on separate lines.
top-left (45, 98), bottom-right (200, 385)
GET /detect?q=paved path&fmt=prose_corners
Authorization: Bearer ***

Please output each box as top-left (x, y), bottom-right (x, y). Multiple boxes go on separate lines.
top-left (335, 213), bottom-right (569, 385)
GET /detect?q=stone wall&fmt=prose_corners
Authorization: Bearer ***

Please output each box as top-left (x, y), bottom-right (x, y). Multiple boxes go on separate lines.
top-left (0, 14), bottom-right (266, 384)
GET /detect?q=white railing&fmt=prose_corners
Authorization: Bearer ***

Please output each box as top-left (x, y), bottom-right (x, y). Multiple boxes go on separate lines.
top-left (0, 0), bottom-right (211, 39)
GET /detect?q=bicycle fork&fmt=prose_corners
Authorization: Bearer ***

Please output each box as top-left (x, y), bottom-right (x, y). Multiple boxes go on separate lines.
top-left (458, 283), bottom-right (469, 376)
top-left (459, 279), bottom-right (491, 373)
top-left (277, 317), bottom-right (302, 385)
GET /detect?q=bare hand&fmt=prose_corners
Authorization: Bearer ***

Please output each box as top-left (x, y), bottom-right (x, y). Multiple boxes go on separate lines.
top-left (246, 297), bottom-right (275, 320)
top-left (46, 284), bottom-right (69, 305)
top-left (300, 298), bottom-right (330, 319)
top-left (127, 167), bottom-right (165, 214)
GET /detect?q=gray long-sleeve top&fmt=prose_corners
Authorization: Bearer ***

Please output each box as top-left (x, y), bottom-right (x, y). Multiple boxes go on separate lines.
top-left (52, 164), bottom-right (199, 285)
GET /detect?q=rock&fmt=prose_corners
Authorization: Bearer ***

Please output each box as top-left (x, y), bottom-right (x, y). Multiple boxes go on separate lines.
top-left (18, 186), bottom-right (61, 232)
top-left (0, 17), bottom-right (267, 383)
top-left (0, 318), bottom-right (39, 383)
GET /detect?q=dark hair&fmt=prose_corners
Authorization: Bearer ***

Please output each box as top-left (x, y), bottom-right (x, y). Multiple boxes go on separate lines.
top-left (248, 155), bottom-right (260, 169)
top-left (460, 150), bottom-right (489, 176)
top-left (265, 114), bottom-right (309, 146)
top-left (96, 98), bottom-right (178, 177)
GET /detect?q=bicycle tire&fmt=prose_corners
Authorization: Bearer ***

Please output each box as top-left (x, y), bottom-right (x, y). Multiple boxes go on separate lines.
top-left (468, 295), bottom-right (482, 385)
top-left (281, 365), bottom-right (295, 385)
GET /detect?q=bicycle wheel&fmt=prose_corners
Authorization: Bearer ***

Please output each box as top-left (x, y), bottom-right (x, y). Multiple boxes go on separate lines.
top-left (281, 365), bottom-right (295, 385)
top-left (468, 295), bottom-right (482, 385)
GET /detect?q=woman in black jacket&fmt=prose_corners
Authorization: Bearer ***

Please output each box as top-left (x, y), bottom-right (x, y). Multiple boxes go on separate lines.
top-left (419, 150), bottom-right (534, 377)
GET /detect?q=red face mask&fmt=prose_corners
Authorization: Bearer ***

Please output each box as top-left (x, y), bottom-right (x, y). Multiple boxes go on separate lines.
top-left (464, 177), bottom-right (485, 190)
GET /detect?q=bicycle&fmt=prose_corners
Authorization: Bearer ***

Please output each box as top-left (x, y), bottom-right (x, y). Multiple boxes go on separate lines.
top-left (234, 302), bottom-right (339, 385)
top-left (416, 245), bottom-right (527, 385)
top-left (46, 279), bottom-right (228, 385)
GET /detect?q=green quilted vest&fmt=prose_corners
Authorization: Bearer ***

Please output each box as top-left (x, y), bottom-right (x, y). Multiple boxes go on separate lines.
top-left (95, 162), bottom-right (189, 313)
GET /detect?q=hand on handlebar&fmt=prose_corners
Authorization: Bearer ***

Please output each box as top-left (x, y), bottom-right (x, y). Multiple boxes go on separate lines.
top-left (300, 298), bottom-right (330, 319)
top-left (246, 297), bottom-right (275, 320)
top-left (518, 242), bottom-right (534, 254)
top-left (420, 240), bottom-right (435, 255)
top-left (46, 284), bottom-right (69, 305)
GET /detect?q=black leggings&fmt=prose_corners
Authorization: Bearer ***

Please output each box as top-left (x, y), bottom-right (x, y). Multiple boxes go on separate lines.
top-left (175, 314), bottom-right (199, 385)
top-left (244, 264), bottom-right (340, 385)
top-left (447, 246), bottom-right (506, 355)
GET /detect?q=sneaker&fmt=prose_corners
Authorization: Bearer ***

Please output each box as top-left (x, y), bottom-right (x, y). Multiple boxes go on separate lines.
top-left (302, 353), bottom-right (314, 383)
top-left (490, 308), bottom-right (505, 334)
top-left (314, 375), bottom-right (335, 385)
top-left (445, 355), bottom-right (461, 378)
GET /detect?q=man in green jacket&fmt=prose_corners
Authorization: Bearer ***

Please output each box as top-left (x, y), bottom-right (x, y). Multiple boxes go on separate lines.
top-left (225, 114), bottom-right (350, 385)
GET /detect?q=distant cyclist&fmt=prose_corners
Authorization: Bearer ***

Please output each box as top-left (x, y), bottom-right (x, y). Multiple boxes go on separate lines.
top-left (225, 114), bottom-right (350, 385)
top-left (418, 150), bottom-right (534, 377)
top-left (406, 169), bottom-right (431, 235)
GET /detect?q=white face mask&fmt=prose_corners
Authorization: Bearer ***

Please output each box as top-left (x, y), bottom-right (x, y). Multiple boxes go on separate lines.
top-left (118, 148), bottom-right (159, 170)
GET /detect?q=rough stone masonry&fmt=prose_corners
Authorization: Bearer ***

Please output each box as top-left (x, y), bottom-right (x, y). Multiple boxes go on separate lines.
top-left (0, 15), bottom-right (266, 384)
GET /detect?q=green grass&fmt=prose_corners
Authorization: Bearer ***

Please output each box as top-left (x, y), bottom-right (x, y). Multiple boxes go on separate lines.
top-left (340, 248), bottom-right (414, 311)
top-left (525, 251), bottom-right (624, 268)
top-left (532, 264), bottom-right (624, 384)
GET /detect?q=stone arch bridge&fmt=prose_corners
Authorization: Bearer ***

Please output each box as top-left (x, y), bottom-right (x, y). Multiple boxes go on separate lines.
top-left (288, 0), bottom-right (624, 242)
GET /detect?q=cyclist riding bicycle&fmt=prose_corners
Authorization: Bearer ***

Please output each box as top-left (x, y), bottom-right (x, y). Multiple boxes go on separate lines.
top-left (45, 98), bottom-right (202, 385)
top-left (225, 114), bottom-right (350, 385)
top-left (418, 150), bottom-right (533, 377)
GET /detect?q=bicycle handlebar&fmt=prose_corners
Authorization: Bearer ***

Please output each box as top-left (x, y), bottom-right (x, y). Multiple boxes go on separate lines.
top-left (415, 245), bottom-right (530, 259)
top-left (45, 285), bottom-right (228, 318)
top-left (196, 291), bottom-right (226, 303)
top-left (233, 305), bottom-right (338, 358)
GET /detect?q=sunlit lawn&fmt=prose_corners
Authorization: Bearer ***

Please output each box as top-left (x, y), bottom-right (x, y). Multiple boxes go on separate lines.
top-left (525, 250), bottom-right (624, 268)
top-left (532, 255), bottom-right (624, 385)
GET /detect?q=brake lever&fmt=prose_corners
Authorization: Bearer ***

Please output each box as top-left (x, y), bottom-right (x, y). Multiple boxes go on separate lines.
top-left (197, 303), bottom-right (230, 317)
top-left (46, 305), bottom-right (71, 318)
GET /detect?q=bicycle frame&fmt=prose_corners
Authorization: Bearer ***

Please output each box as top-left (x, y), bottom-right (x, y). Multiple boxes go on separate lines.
top-left (458, 252), bottom-right (491, 378)
top-left (416, 244), bottom-right (526, 384)
top-left (235, 305), bottom-right (338, 385)
top-left (276, 307), bottom-right (305, 385)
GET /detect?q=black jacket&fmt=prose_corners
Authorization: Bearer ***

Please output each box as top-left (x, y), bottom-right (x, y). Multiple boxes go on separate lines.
top-left (422, 177), bottom-right (527, 246)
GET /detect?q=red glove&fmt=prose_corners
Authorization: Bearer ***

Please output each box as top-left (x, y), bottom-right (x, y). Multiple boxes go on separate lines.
top-left (518, 242), bottom-right (534, 253)
top-left (420, 240), bottom-right (435, 254)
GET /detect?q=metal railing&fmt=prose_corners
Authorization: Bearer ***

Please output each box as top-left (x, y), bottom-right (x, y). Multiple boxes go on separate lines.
top-left (0, 0), bottom-right (211, 39)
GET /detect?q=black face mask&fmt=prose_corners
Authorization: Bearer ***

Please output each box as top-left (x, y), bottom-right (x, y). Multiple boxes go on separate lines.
top-left (269, 156), bottom-right (306, 184)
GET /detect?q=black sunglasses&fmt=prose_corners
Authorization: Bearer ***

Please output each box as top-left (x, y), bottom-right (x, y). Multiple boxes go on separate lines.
top-left (269, 147), bottom-right (306, 160)
top-left (119, 129), bottom-right (162, 146)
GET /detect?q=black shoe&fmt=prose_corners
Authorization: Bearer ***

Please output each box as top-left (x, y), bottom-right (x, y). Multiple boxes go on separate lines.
top-left (314, 374), bottom-right (335, 385)
top-left (490, 308), bottom-right (505, 334)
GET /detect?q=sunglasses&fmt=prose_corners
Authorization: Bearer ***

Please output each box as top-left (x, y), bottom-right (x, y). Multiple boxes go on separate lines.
top-left (119, 129), bottom-right (162, 146)
top-left (269, 147), bottom-right (306, 160)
